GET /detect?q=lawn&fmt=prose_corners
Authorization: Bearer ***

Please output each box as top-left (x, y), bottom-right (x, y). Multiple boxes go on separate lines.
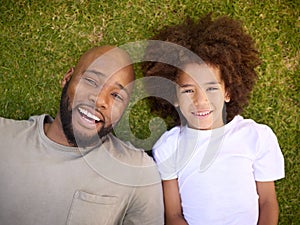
top-left (0, 0), bottom-right (299, 224)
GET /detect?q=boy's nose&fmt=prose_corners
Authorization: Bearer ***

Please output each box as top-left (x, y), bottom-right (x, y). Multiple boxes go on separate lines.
top-left (193, 90), bottom-right (208, 105)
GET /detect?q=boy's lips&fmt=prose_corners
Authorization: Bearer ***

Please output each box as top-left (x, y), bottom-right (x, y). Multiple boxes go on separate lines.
top-left (191, 110), bottom-right (212, 117)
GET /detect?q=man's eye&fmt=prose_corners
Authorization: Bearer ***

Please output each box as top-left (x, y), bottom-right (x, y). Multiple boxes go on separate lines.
top-left (111, 92), bottom-right (124, 101)
top-left (84, 78), bottom-right (98, 87)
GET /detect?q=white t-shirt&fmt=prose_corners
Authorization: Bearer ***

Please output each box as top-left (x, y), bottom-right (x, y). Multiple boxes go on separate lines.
top-left (153, 115), bottom-right (285, 225)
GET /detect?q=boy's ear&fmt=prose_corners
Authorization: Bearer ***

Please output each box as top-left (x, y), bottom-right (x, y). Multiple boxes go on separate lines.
top-left (61, 67), bottom-right (74, 87)
top-left (225, 91), bottom-right (231, 103)
top-left (173, 99), bottom-right (179, 108)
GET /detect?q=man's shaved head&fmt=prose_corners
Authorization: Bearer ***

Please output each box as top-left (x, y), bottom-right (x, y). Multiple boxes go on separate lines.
top-left (73, 45), bottom-right (134, 80)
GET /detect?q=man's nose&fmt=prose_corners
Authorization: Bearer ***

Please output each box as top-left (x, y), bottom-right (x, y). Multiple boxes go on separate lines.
top-left (89, 90), bottom-right (109, 110)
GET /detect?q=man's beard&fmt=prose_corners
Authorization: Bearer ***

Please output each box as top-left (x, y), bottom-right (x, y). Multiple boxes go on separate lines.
top-left (59, 80), bottom-right (113, 147)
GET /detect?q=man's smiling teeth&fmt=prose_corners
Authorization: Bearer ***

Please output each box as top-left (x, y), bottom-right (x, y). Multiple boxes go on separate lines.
top-left (78, 107), bottom-right (101, 122)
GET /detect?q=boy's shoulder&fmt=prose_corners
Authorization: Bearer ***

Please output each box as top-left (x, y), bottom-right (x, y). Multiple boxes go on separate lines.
top-left (153, 126), bottom-right (181, 149)
top-left (233, 115), bottom-right (276, 138)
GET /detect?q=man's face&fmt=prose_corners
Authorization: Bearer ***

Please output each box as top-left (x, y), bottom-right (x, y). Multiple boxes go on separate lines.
top-left (60, 50), bottom-right (134, 147)
top-left (176, 63), bottom-right (229, 130)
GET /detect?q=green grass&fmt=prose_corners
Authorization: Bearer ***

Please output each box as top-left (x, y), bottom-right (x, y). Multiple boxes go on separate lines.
top-left (0, 0), bottom-right (299, 223)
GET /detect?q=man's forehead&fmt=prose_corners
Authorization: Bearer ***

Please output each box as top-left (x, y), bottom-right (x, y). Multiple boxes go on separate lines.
top-left (74, 46), bottom-right (131, 72)
top-left (87, 56), bottom-right (127, 75)
top-left (84, 48), bottom-right (132, 75)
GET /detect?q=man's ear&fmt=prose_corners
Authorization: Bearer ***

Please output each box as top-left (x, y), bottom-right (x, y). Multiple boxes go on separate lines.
top-left (61, 67), bottom-right (74, 87)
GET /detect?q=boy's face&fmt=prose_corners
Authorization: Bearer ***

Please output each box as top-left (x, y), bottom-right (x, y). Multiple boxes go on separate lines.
top-left (176, 63), bottom-right (230, 130)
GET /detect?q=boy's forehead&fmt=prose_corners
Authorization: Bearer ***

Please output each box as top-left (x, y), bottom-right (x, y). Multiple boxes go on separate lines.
top-left (179, 63), bottom-right (221, 83)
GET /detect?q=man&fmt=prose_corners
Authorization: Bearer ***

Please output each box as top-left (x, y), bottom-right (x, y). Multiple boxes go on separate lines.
top-left (0, 46), bottom-right (164, 225)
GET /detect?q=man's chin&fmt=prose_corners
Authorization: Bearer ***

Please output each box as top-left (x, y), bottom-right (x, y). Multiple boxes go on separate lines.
top-left (72, 126), bottom-right (113, 148)
top-left (73, 136), bottom-right (101, 148)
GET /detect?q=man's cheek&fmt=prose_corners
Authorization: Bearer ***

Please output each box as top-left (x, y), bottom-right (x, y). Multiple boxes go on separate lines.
top-left (110, 106), bottom-right (125, 124)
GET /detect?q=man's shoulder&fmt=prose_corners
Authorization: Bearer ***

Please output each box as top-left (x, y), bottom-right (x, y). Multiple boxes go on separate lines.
top-left (0, 116), bottom-right (33, 130)
top-left (93, 134), bottom-right (161, 186)
top-left (0, 114), bottom-right (46, 125)
top-left (0, 114), bottom-right (50, 137)
top-left (105, 134), bottom-right (155, 166)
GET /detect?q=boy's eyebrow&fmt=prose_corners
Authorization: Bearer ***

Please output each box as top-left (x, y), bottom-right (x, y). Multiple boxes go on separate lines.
top-left (205, 81), bottom-right (221, 85)
top-left (179, 81), bottom-right (220, 88)
top-left (179, 84), bottom-right (194, 88)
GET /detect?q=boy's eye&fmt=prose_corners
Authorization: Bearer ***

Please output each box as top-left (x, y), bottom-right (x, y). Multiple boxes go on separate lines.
top-left (206, 87), bottom-right (219, 91)
top-left (181, 89), bottom-right (194, 94)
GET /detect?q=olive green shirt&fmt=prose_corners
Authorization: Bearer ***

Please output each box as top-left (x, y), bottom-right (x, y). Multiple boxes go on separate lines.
top-left (0, 115), bottom-right (164, 225)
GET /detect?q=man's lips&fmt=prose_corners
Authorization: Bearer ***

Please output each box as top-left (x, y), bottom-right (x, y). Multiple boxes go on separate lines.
top-left (77, 107), bottom-right (104, 124)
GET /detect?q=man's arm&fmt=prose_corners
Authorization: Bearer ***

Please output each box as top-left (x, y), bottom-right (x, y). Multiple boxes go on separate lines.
top-left (256, 181), bottom-right (279, 225)
top-left (163, 179), bottom-right (188, 225)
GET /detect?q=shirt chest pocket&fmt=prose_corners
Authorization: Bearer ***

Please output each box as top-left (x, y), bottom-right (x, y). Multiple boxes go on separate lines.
top-left (66, 190), bottom-right (119, 225)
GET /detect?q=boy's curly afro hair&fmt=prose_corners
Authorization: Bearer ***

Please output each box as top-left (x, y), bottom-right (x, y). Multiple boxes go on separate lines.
top-left (142, 13), bottom-right (261, 127)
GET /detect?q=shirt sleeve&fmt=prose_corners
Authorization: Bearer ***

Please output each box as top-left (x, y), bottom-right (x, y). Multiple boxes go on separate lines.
top-left (152, 128), bottom-right (180, 180)
top-left (253, 125), bottom-right (285, 181)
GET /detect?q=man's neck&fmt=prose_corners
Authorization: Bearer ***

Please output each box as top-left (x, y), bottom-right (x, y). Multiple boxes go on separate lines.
top-left (44, 114), bottom-right (71, 146)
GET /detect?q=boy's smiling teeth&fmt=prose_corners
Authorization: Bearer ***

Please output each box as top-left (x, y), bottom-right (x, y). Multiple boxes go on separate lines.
top-left (78, 107), bottom-right (101, 122)
top-left (193, 111), bottom-right (211, 116)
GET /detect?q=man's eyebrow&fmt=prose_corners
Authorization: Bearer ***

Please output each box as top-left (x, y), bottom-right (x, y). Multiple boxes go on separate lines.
top-left (85, 69), bottom-right (130, 96)
top-left (115, 82), bottom-right (130, 96)
top-left (84, 69), bottom-right (106, 77)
